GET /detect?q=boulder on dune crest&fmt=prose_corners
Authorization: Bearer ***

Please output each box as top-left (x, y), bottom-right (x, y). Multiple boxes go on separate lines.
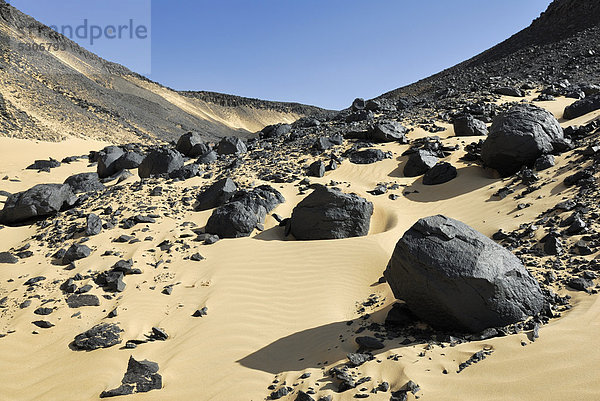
top-left (563, 93), bottom-right (600, 120)
top-left (481, 104), bottom-right (567, 176)
top-left (384, 215), bottom-right (544, 332)
top-left (138, 148), bottom-right (184, 178)
top-left (288, 185), bottom-right (373, 240)
top-left (0, 184), bottom-right (76, 225)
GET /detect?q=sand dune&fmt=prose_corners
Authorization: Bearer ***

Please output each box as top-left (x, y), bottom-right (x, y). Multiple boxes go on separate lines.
top-left (0, 96), bottom-right (599, 401)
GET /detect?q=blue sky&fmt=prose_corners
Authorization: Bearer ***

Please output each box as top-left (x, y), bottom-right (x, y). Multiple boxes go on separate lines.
top-left (12, 0), bottom-right (551, 109)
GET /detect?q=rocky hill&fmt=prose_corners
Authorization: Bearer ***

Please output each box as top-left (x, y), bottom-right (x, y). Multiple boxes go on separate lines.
top-left (0, 0), bottom-right (329, 143)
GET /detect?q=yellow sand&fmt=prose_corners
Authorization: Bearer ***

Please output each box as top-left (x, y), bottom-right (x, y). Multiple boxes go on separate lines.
top-left (0, 98), bottom-right (599, 401)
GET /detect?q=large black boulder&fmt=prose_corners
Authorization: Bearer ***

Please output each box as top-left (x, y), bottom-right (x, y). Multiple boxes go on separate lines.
top-left (422, 162), bottom-right (457, 185)
top-left (217, 136), bottom-right (247, 155)
top-left (453, 115), bottom-right (488, 136)
top-left (288, 186), bottom-right (373, 240)
top-left (481, 104), bottom-right (566, 176)
top-left (403, 150), bottom-right (438, 177)
top-left (0, 184), bottom-right (76, 225)
top-left (138, 148), bottom-right (184, 178)
top-left (113, 152), bottom-right (144, 171)
top-left (204, 185), bottom-right (285, 238)
top-left (195, 178), bottom-right (238, 211)
top-left (384, 215), bottom-right (544, 332)
top-left (73, 323), bottom-right (122, 350)
top-left (97, 146), bottom-right (125, 178)
top-left (260, 124), bottom-right (292, 139)
top-left (205, 202), bottom-right (260, 238)
top-left (64, 172), bottom-right (105, 193)
top-left (348, 149), bottom-right (391, 164)
top-left (176, 132), bottom-right (204, 156)
top-left (563, 93), bottom-right (600, 120)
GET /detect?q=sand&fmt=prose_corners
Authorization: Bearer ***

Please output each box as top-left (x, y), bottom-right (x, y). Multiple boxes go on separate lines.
top-left (0, 97), bottom-right (599, 401)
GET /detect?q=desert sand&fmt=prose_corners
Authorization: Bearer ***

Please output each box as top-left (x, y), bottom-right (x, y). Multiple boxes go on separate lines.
top-left (0, 96), bottom-right (599, 401)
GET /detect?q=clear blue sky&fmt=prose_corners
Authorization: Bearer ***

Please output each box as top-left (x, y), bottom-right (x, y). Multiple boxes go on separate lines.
top-left (12, 0), bottom-right (551, 110)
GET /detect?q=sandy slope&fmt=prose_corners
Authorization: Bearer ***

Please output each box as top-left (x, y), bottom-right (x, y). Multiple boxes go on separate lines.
top-left (0, 98), bottom-right (599, 401)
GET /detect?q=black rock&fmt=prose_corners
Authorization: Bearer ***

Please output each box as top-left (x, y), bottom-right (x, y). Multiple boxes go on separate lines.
top-left (113, 152), bottom-right (144, 171)
top-left (261, 124), bottom-right (292, 139)
top-left (205, 202), bottom-right (260, 238)
top-left (0, 251), bottom-right (18, 264)
top-left (534, 154), bottom-right (555, 171)
top-left (192, 307), bottom-right (208, 317)
top-left (422, 162), bottom-right (457, 185)
top-left (355, 336), bottom-right (385, 350)
top-left (73, 323), bottom-right (122, 350)
top-left (195, 178), bottom-right (237, 211)
top-left (349, 149), bottom-right (391, 165)
top-left (308, 161), bottom-right (326, 178)
top-left (481, 104), bottom-right (566, 176)
top-left (384, 215), bottom-right (544, 332)
top-left (97, 146), bottom-right (126, 179)
top-left (86, 213), bottom-right (102, 236)
top-left (138, 148), bottom-right (184, 178)
top-left (176, 132), bottom-right (205, 156)
top-left (64, 172), bottom-right (105, 193)
top-left (270, 387), bottom-right (292, 400)
top-left (494, 87), bottom-right (525, 97)
top-left (95, 271), bottom-right (126, 292)
top-left (370, 121), bottom-right (408, 143)
top-left (66, 294), bottom-right (100, 308)
top-left (33, 307), bottom-right (53, 315)
top-left (347, 352), bottom-right (374, 367)
top-left (568, 277), bottom-right (593, 291)
top-left (0, 184), bottom-right (77, 225)
top-left (32, 320), bottom-right (54, 329)
top-left (295, 391), bottom-right (315, 401)
top-left (26, 158), bottom-right (61, 170)
top-left (454, 114), bottom-right (488, 137)
top-left (99, 356), bottom-right (162, 398)
top-left (385, 303), bottom-right (417, 327)
top-left (544, 236), bottom-right (563, 256)
top-left (169, 164), bottom-right (200, 180)
top-left (62, 244), bottom-right (92, 265)
top-left (289, 185), bottom-right (373, 240)
top-left (403, 150), bottom-right (438, 177)
top-left (197, 150), bottom-right (218, 164)
top-left (217, 136), bottom-right (247, 155)
top-left (564, 93), bottom-right (600, 119)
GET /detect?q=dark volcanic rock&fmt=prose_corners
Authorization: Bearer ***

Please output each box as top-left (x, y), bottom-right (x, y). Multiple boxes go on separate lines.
top-left (453, 114), bottom-right (488, 137)
top-left (197, 150), bottom-right (218, 164)
top-left (195, 178), bottom-right (238, 211)
top-left (348, 149), bottom-right (391, 164)
top-left (0, 184), bottom-right (76, 225)
top-left (86, 213), bottom-right (102, 236)
top-left (261, 123), bottom-right (292, 139)
top-left (534, 154), bottom-right (555, 171)
top-left (138, 148), bottom-right (184, 178)
top-left (481, 104), bottom-right (566, 176)
top-left (403, 150), bottom-right (438, 177)
top-left (355, 336), bottom-right (384, 350)
top-left (289, 185), bottom-right (373, 240)
top-left (308, 161), bottom-right (326, 178)
top-left (67, 294), bottom-right (100, 308)
top-left (73, 323), bottom-right (122, 350)
top-left (113, 152), bottom-right (144, 171)
top-left (176, 132), bottom-right (204, 156)
top-left (100, 356), bottom-right (162, 398)
top-left (64, 172), bottom-right (105, 193)
top-left (0, 251), bottom-right (18, 264)
top-left (564, 94), bottom-right (600, 120)
top-left (27, 158), bottom-right (61, 171)
top-left (370, 121), bottom-right (408, 143)
top-left (422, 162), bottom-right (457, 185)
top-left (205, 202), bottom-right (260, 238)
top-left (97, 146), bottom-right (126, 179)
top-left (384, 215), bottom-right (544, 332)
top-left (62, 244), bottom-right (92, 265)
top-left (494, 87), bottom-right (525, 97)
top-left (169, 164), bottom-right (200, 180)
top-left (217, 136), bottom-right (247, 155)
